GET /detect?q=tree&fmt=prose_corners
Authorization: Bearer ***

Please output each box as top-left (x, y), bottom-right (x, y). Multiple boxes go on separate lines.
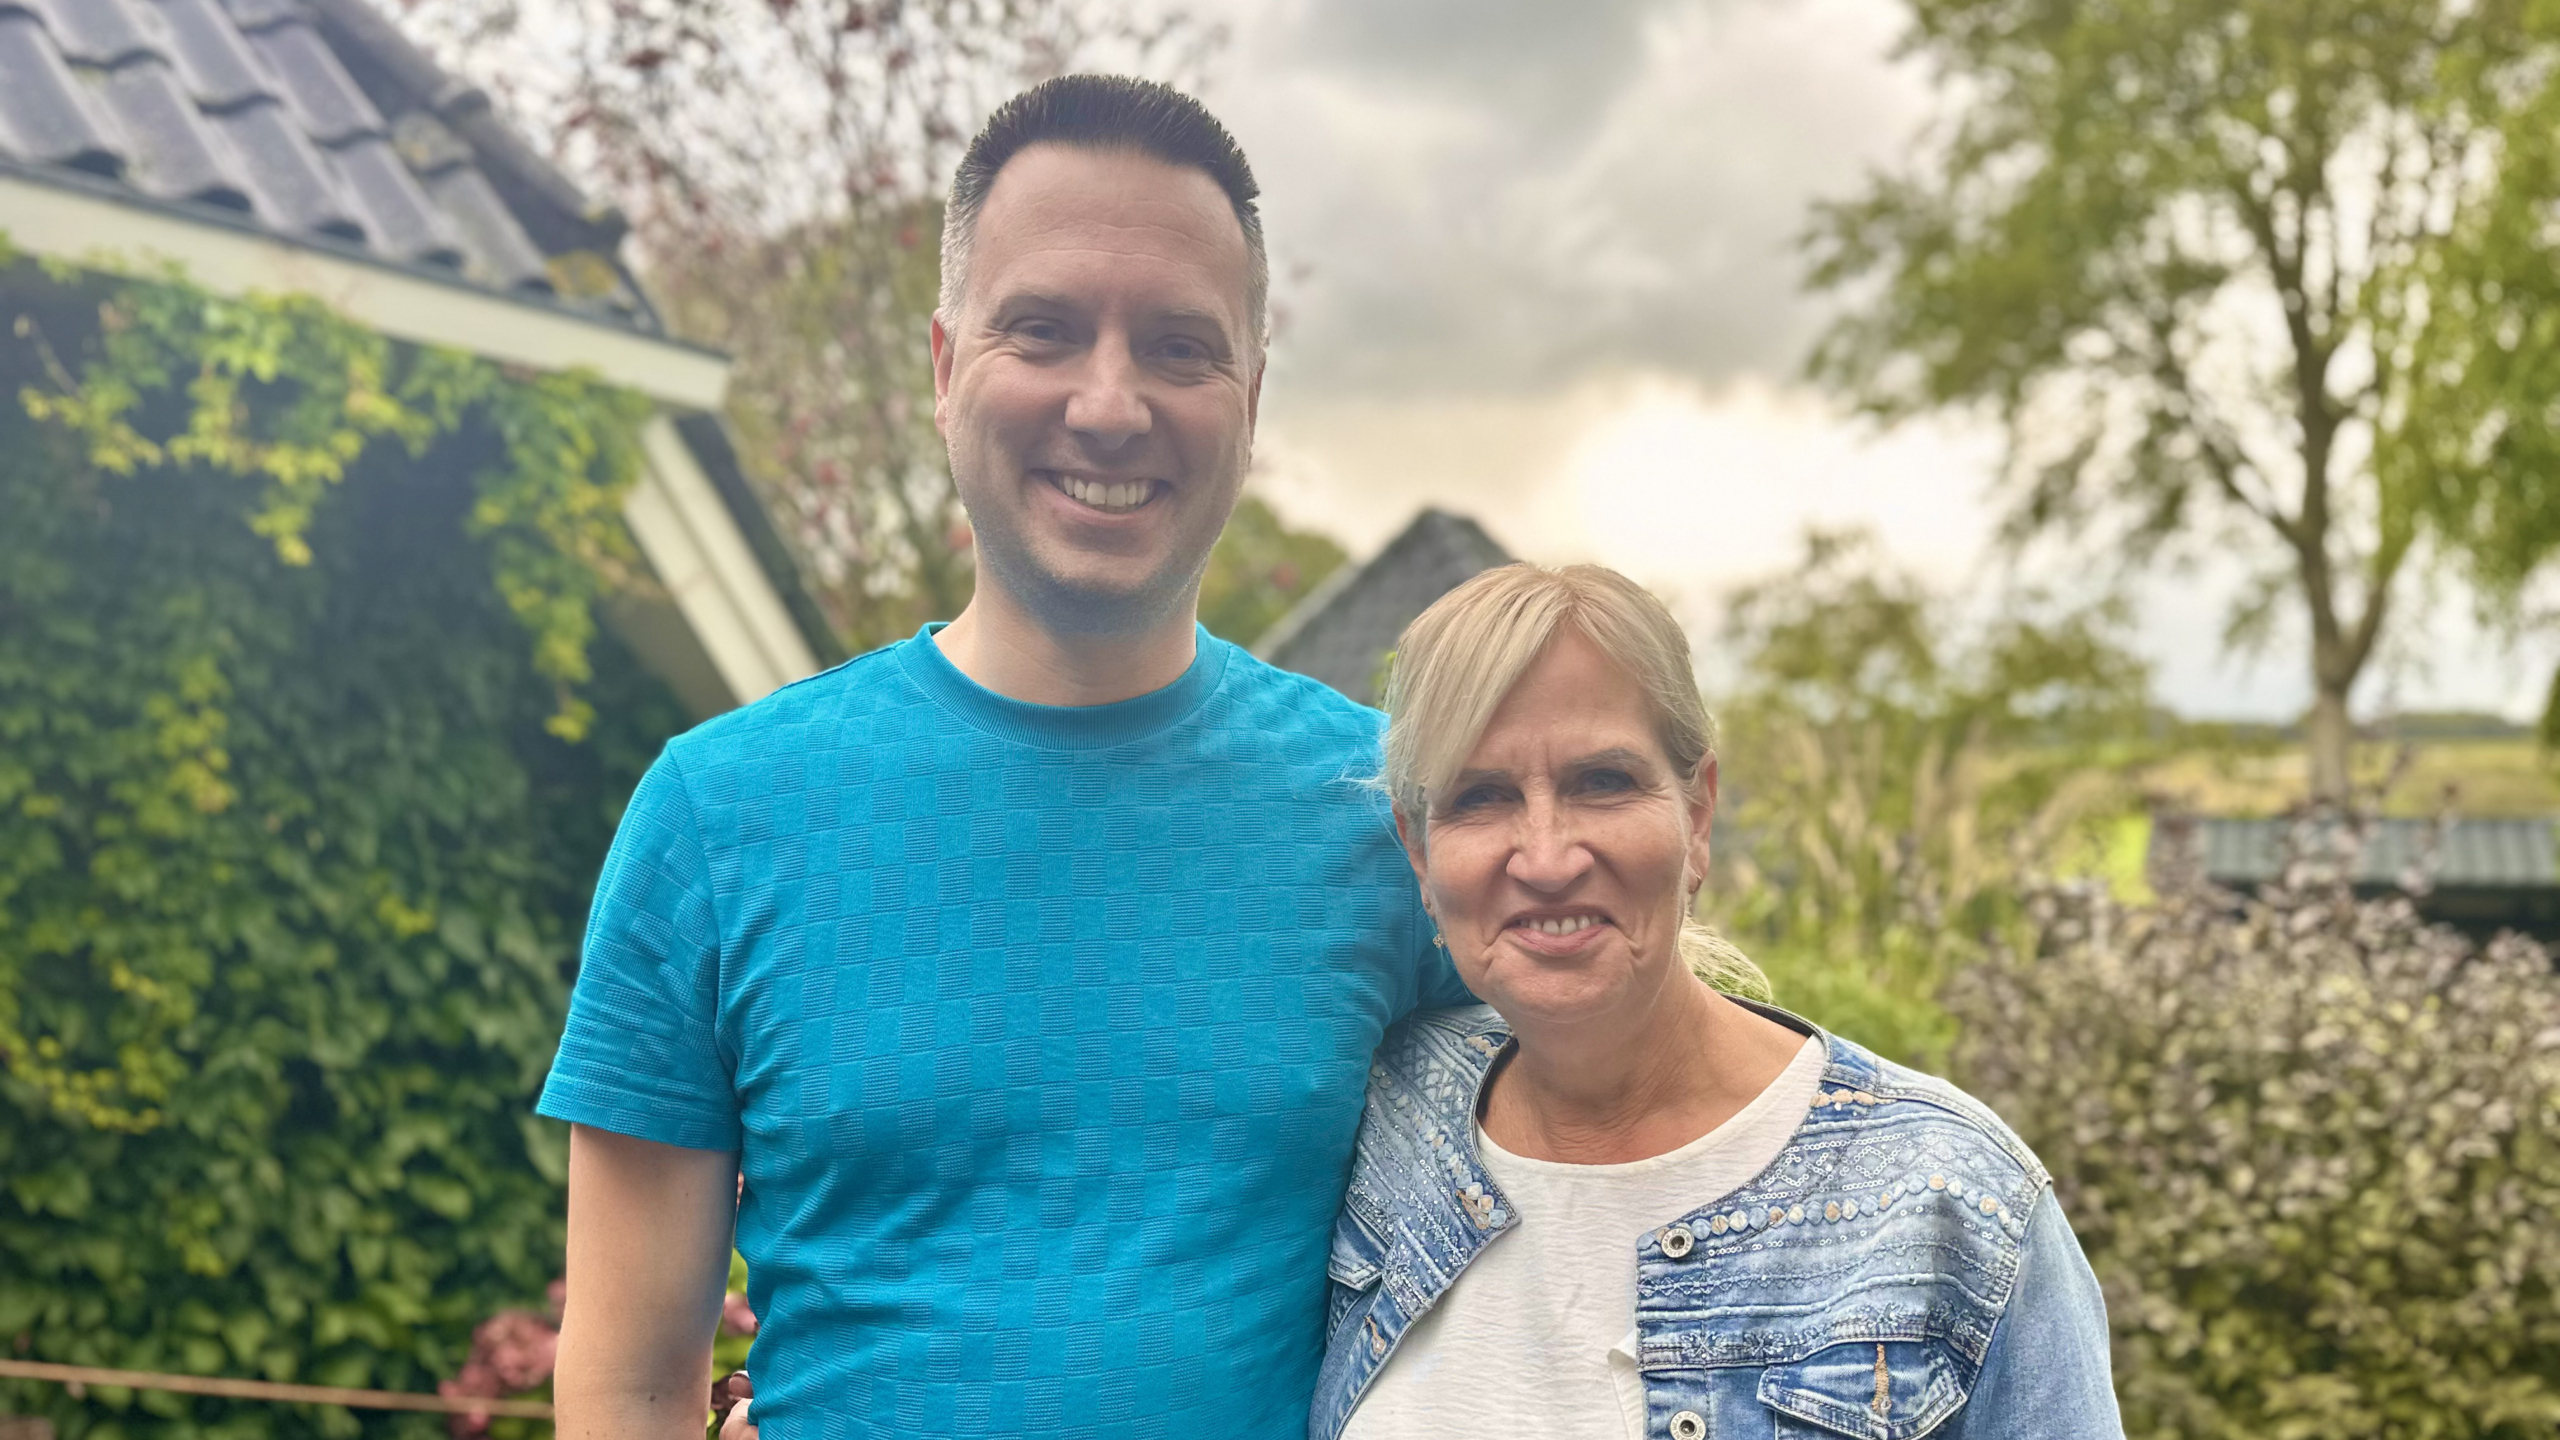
top-left (1197, 495), bottom-right (1347, 646)
top-left (404, 0), bottom-right (1351, 656)
top-left (1705, 529), bottom-right (2157, 1064)
top-left (1807, 0), bottom-right (2560, 799)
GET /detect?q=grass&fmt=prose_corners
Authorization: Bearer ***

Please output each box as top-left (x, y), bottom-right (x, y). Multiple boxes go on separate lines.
top-left (2139, 736), bottom-right (2560, 817)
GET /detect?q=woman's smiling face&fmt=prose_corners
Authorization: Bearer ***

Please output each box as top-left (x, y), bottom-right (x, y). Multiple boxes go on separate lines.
top-left (1404, 626), bottom-right (1716, 1035)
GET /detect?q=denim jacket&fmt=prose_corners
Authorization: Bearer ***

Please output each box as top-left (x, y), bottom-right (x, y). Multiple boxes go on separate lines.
top-left (1312, 1003), bottom-right (2122, 1440)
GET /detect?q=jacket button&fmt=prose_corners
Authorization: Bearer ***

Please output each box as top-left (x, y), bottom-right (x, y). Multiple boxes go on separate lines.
top-left (1669, 1411), bottom-right (1706, 1439)
top-left (1658, 1224), bottom-right (1695, 1259)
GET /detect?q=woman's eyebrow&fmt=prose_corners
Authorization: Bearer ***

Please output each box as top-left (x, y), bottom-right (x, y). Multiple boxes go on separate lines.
top-left (1568, 747), bottom-right (1657, 774)
top-left (1448, 748), bottom-right (1658, 790)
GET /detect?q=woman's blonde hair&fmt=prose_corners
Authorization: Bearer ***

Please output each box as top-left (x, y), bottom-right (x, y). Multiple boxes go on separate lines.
top-left (1379, 563), bottom-right (1769, 1000)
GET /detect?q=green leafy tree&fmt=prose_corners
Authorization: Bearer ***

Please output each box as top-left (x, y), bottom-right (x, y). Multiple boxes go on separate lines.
top-left (1197, 495), bottom-right (1347, 647)
top-left (1807, 0), bottom-right (2560, 799)
top-left (1706, 530), bottom-right (2157, 1064)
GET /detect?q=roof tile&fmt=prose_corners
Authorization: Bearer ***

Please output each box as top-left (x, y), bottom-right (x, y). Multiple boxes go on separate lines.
top-left (328, 133), bottom-right (462, 266)
top-left (217, 0), bottom-right (308, 33)
top-left (389, 107), bottom-right (471, 174)
top-left (1261, 509), bottom-right (1516, 702)
top-left (420, 161), bottom-right (552, 293)
top-left (12, 0), bottom-right (158, 67)
top-left (1, 0), bottom-right (650, 328)
top-left (98, 56), bottom-right (251, 206)
top-left (144, 0), bottom-right (274, 110)
top-left (246, 18), bottom-right (379, 143)
top-left (208, 98), bottom-right (362, 239)
top-left (0, 13), bottom-right (123, 174)
top-left (2172, 816), bottom-right (2560, 890)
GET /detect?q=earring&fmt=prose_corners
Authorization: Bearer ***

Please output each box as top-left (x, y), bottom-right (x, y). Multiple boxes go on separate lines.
top-left (1432, 931), bottom-right (1447, 949)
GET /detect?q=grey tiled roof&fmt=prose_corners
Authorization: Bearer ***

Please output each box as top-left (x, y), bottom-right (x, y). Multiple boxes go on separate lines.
top-left (1258, 508), bottom-right (1514, 704)
top-left (2156, 816), bottom-right (2560, 890)
top-left (0, 0), bottom-right (656, 328)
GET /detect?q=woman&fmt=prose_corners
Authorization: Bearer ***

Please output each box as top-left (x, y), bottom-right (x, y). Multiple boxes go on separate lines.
top-left (1314, 562), bottom-right (2119, 1440)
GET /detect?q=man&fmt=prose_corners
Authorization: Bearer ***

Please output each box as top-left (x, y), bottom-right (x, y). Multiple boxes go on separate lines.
top-left (540, 76), bottom-right (1469, 1439)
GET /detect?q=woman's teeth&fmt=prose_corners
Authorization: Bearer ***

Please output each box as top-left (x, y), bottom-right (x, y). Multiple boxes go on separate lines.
top-left (1519, 915), bottom-right (1599, 936)
top-left (1052, 473), bottom-right (1154, 513)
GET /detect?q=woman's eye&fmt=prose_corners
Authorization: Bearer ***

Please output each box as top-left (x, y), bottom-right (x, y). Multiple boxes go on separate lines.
top-left (1579, 770), bottom-right (1635, 793)
top-left (1446, 786), bottom-right (1501, 812)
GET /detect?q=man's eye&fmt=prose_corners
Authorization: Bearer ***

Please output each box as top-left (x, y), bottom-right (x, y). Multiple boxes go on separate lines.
top-left (1157, 337), bottom-right (1213, 364)
top-left (1013, 319), bottom-right (1069, 344)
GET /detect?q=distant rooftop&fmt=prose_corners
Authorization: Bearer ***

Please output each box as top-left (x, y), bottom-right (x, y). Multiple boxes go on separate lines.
top-left (0, 0), bottom-right (656, 327)
top-left (1258, 508), bottom-right (1514, 704)
top-left (2155, 815), bottom-right (2560, 891)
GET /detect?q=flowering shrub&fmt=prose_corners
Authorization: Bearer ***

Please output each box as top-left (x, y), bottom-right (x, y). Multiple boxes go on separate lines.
top-left (1946, 841), bottom-right (2560, 1437)
top-left (443, 1266), bottom-right (755, 1440)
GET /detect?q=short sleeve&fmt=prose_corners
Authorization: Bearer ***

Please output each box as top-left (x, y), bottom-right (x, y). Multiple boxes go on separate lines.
top-left (536, 751), bottom-right (741, 1151)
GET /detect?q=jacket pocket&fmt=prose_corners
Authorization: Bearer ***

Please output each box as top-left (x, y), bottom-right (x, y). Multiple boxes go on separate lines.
top-left (1758, 1338), bottom-right (1970, 1440)
top-left (1324, 1205), bottom-right (1389, 1343)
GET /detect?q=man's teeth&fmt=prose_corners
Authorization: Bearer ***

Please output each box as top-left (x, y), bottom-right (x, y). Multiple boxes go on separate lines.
top-left (1054, 473), bottom-right (1153, 512)
top-left (1521, 915), bottom-right (1600, 936)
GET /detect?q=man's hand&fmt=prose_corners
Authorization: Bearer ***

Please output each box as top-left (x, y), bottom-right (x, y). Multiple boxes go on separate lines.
top-left (718, 1371), bottom-right (759, 1440)
top-left (553, 1124), bottom-right (740, 1440)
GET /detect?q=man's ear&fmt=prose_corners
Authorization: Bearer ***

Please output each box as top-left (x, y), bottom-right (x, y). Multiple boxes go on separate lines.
top-left (930, 313), bottom-right (956, 439)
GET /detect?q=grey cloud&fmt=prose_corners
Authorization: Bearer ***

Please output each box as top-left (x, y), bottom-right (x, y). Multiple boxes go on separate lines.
top-left (1210, 0), bottom-right (1929, 401)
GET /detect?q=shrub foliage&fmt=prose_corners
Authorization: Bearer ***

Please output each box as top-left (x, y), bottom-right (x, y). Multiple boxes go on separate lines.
top-left (0, 256), bottom-right (683, 1438)
top-left (1949, 848), bottom-right (2560, 1438)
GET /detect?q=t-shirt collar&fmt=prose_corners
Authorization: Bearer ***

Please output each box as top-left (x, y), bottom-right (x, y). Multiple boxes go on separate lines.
top-left (894, 621), bottom-right (1230, 749)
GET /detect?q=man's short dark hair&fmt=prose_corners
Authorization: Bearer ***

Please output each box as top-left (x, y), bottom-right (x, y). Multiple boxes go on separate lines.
top-left (939, 75), bottom-right (1268, 350)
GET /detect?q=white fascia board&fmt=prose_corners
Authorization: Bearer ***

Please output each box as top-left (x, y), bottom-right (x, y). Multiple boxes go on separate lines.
top-left (0, 170), bottom-right (728, 410)
top-left (626, 414), bottom-right (822, 708)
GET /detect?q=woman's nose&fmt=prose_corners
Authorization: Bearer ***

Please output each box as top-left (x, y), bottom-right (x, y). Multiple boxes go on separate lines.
top-left (1505, 799), bottom-right (1592, 891)
top-left (1062, 338), bottom-right (1151, 446)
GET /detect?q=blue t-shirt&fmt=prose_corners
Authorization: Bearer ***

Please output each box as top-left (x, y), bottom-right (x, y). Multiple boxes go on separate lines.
top-left (537, 624), bottom-right (1467, 1438)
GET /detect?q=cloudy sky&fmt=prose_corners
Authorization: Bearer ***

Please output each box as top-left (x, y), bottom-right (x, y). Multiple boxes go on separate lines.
top-left (1183, 0), bottom-right (2547, 721)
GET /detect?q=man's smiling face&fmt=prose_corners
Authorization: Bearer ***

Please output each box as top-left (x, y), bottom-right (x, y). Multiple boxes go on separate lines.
top-left (933, 143), bottom-right (1262, 632)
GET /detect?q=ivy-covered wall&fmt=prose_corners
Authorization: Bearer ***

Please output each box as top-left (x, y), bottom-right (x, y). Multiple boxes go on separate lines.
top-left (0, 256), bottom-right (689, 1438)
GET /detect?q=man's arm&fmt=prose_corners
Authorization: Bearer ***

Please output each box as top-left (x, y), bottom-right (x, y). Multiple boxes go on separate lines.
top-left (554, 1124), bottom-right (740, 1440)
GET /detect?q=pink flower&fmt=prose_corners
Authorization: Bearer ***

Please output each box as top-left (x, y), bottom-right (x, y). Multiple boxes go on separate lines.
top-left (472, 1310), bottom-right (560, 1393)
top-left (439, 1361), bottom-right (500, 1439)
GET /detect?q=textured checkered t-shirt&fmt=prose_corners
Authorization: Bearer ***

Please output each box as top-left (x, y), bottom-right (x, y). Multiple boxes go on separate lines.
top-left (539, 623), bottom-right (1467, 1439)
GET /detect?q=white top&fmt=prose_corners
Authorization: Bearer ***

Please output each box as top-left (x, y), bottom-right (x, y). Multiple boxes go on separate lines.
top-left (1341, 1036), bottom-right (1828, 1440)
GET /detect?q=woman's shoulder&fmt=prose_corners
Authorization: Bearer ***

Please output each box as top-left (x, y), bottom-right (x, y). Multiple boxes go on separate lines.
top-left (1812, 1034), bottom-right (2052, 1194)
top-left (1359, 1004), bottom-right (1509, 1133)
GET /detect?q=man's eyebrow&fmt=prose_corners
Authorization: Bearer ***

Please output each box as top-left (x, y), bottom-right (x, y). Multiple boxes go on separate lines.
top-left (987, 290), bottom-right (1084, 314)
top-left (1152, 304), bottom-right (1235, 333)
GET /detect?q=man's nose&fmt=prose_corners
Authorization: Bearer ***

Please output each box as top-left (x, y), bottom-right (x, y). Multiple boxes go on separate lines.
top-left (1506, 797), bottom-right (1592, 891)
top-left (1062, 336), bottom-right (1151, 447)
